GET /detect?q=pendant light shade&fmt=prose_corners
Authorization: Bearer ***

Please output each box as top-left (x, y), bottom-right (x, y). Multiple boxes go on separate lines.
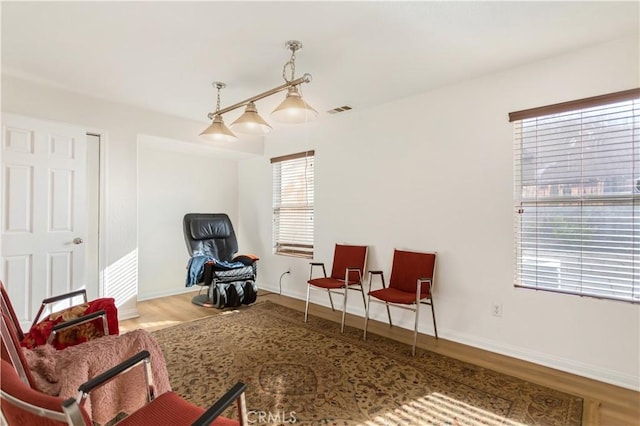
top-left (199, 114), bottom-right (237, 142)
top-left (271, 86), bottom-right (318, 124)
top-left (230, 102), bottom-right (272, 135)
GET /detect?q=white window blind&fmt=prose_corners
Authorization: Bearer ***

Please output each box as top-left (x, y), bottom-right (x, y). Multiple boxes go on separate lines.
top-left (511, 89), bottom-right (639, 303)
top-left (271, 150), bottom-right (314, 258)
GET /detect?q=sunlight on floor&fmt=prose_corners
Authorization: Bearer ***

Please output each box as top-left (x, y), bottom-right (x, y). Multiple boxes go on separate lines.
top-left (364, 392), bottom-right (525, 426)
top-left (120, 319), bottom-right (182, 332)
top-left (120, 307), bottom-right (244, 332)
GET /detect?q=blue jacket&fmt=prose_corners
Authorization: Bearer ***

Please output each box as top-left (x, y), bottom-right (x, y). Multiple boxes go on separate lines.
top-left (185, 255), bottom-right (213, 287)
top-left (185, 255), bottom-right (246, 287)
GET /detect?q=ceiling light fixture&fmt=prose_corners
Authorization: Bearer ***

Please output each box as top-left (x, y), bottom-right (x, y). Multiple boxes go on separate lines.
top-left (200, 40), bottom-right (316, 140)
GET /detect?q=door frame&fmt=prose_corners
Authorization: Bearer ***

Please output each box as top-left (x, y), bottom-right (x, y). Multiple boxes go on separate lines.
top-left (86, 129), bottom-right (108, 298)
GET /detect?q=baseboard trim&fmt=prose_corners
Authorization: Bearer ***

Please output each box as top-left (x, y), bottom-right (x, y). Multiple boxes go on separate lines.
top-left (117, 306), bottom-right (140, 321)
top-left (443, 328), bottom-right (639, 391)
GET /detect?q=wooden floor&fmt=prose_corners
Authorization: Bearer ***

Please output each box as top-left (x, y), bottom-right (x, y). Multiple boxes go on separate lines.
top-left (121, 291), bottom-right (639, 426)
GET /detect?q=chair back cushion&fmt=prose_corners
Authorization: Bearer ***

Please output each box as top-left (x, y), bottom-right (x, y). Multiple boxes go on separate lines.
top-left (331, 244), bottom-right (368, 282)
top-left (0, 358), bottom-right (88, 425)
top-left (184, 213), bottom-right (239, 262)
top-left (388, 250), bottom-right (436, 295)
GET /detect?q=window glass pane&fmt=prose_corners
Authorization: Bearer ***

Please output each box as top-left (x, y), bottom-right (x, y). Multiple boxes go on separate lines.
top-left (518, 202), bottom-right (636, 297)
top-left (272, 152), bottom-right (314, 258)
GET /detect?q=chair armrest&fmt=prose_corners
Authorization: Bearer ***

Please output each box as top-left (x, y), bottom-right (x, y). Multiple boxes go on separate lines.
top-left (367, 271), bottom-right (386, 292)
top-left (233, 254), bottom-right (259, 265)
top-left (47, 310), bottom-right (109, 344)
top-left (309, 262), bottom-right (327, 280)
top-left (77, 351), bottom-right (153, 400)
top-left (41, 289), bottom-right (88, 305)
top-left (51, 310), bottom-right (106, 333)
top-left (33, 290), bottom-right (89, 326)
top-left (191, 382), bottom-right (248, 426)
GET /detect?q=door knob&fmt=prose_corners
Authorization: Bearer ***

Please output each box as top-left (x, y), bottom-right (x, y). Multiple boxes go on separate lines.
top-left (73, 237), bottom-right (84, 245)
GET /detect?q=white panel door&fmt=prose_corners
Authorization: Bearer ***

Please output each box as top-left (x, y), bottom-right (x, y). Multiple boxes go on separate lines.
top-left (1, 114), bottom-right (87, 329)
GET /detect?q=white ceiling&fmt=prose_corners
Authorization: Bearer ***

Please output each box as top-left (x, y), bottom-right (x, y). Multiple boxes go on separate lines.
top-left (2, 1), bottom-right (638, 126)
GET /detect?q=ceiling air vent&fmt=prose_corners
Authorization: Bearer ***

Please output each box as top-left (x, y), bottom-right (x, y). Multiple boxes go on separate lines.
top-left (327, 105), bottom-right (353, 114)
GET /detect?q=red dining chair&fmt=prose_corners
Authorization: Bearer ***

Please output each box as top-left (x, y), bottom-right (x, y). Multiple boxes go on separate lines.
top-left (305, 244), bottom-right (368, 332)
top-left (1, 280), bottom-right (118, 350)
top-left (0, 354), bottom-right (248, 426)
top-left (363, 249), bottom-right (438, 355)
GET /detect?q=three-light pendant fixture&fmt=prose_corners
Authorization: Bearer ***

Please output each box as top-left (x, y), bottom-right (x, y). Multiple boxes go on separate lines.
top-left (200, 40), bottom-right (317, 142)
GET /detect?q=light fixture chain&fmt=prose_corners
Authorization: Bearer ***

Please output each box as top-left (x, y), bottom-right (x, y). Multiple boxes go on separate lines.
top-left (290, 49), bottom-right (296, 81)
top-left (282, 45), bottom-right (297, 83)
top-left (216, 85), bottom-right (222, 113)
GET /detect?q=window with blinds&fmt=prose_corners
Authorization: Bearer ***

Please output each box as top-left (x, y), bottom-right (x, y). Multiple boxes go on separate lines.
top-left (271, 150), bottom-right (315, 258)
top-left (511, 89), bottom-right (639, 303)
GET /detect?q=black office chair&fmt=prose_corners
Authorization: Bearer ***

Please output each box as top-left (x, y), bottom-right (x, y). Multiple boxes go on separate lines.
top-left (183, 213), bottom-right (259, 308)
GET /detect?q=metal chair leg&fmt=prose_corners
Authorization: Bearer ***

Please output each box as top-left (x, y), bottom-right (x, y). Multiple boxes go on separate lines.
top-left (386, 303), bottom-right (392, 327)
top-left (431, 297), bottom-right (438, 339)
top-left (359, 283), bottom-right (367, 310)
top-left (327, 290), bottom-right (335, 311)
top-left (304, 285), bottom-right (311, 323)
top-left (413, 304), bottom-right (420, 356)
top-left (363, 293), bottom-right (371, 341)
top-left (340, 285), bottom-right (348, 333)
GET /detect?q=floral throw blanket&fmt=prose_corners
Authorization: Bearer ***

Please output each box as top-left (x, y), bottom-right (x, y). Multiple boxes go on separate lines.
top-left (21, 298), bottom-right (120, 350)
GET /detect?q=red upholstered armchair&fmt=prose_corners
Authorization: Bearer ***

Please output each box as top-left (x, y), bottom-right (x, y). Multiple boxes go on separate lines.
top-left (1, 281), bottom-right (118, 350)
top-left (0, 354), bottom-right (248, 426)
top-left (1, 309), bottom-right (174, 425)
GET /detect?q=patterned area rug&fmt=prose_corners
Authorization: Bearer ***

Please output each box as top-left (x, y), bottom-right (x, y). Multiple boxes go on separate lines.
top-left (151, 301), bottom-right (582, 425)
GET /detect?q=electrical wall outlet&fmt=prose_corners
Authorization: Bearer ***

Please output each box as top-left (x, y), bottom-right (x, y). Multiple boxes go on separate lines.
top-left (491, 303), bottom-right (502, 317)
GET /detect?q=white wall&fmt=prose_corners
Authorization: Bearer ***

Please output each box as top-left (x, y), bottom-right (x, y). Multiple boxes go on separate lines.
top-left (1, 75), bottom-right (257, 319)
top-left (238, 35), bottom-right (640, 390)
top-left (137, 135), bottom-right (239, 300)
